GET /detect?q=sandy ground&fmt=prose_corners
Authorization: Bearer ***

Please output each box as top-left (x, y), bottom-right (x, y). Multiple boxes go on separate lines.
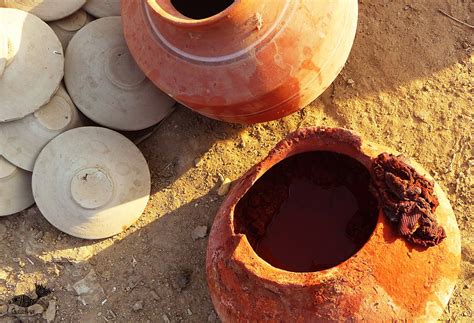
top-left (0, 0), bottom-right (473, 322)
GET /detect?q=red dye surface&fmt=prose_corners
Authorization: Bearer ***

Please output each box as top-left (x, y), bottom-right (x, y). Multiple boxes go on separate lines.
top-left (234, 151), bottom-right (378, 272)
top-left (371, 153), bottom-right (446, 247)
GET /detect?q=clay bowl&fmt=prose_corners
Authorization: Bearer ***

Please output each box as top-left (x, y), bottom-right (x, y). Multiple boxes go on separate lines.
top-left (122, 0), bottom-right (358, 124)
top-left (206, 127), bottom-right (461, 321)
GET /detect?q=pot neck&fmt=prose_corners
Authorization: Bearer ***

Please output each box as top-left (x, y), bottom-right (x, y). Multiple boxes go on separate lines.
top-left (144, 0), bottom-right (292, 61)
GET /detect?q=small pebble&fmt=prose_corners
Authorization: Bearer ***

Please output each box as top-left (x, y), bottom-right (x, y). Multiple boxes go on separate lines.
top-left (0, 223), bottom-right (7, 239)
top-left (208, 310), bottom-right (218, 322)
top-left (150, 290), bottom-right (160, 301)
top-left (462, 244), bottom-right (474, 264)
top-left (194, 157), bottom-right (204, 167)
top-left (8, 304), bottom-right (26, 315)
top-left (43, 300), bottom-right (57, 322)
top-left (34, 230), bottom-right (44, 240)
top-left (217, 178), bottom-right (231, 196)
top-left (174, 270), bottom-right (191, 291)
top-left (162, 314), bottom-right (171, 323)
top-left (192, 226), bottom-right (208, 240)
top-left (28, 303), bottom-right (44, 315)
top-left (0, 304), bottom-right (8, 315)
top-left (132, 300), bottom-right (143, 312)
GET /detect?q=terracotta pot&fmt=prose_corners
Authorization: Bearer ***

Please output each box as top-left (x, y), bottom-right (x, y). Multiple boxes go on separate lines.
top-left (121, 1), bottom-right (358, 124)
top-left (206, 127), bottom-right (461, 321)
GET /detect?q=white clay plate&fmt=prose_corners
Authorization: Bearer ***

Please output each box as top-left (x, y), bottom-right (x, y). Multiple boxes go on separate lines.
top-left (32, 127), bottom-right (151, 239)
top-left (65, 16), bottom-right (175, 131)
top-left (49, 9), bottom-right (93, 50)
top-left (0, 86), bottom-right (84, 171)
top-left (0, 22), bottom-right (7, 76)
top-left (0, 156), bottom-right (34, 216)
top-left (83, 0), bottom-right (121, 18)
top-left (0, 8), bottom-right (64, 122)
top-left (1, 0), bottom-right (86, 21)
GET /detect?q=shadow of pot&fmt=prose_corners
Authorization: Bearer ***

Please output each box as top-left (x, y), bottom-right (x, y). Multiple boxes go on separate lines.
top-left (206, 127), bottom-right (461, 321)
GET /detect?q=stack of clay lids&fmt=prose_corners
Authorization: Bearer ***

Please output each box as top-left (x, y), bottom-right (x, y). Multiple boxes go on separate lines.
top-left (0, 5), bottom-right (175, 239)
top-left (0, 0), bottom-right (86, 21)
top-left (0, 7), bottom-right (70, 216)
top-left (65, 16), bottom-right (175, 131)
top-left (0, 5), bottom-right (170, 239)
top-left (32, 127), bottom-right (151, 239)
top-left (83, 0), bottom-right (121, 18)
top-left (0, 156), bottom-right (34, 216)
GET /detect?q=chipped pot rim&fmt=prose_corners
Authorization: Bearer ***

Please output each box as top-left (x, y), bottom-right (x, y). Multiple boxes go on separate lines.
top-left (207, 126), bottom-right (461, 287)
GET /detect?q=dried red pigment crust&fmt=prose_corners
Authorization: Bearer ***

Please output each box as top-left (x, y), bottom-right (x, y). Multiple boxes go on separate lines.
top-left (371, 153), bottom-right (446, 247)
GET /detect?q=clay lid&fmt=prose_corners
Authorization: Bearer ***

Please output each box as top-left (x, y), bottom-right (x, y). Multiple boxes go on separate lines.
top-left (83, 0), bottom-right (121, 18)
top-left (0, 23), bottom-right (7, 76)
top-left (49, 9), bottom-right (93, 50)
top-left (0, 8), bottom-right (64, 122)
top-left (1, 0), bottom-right (87, 21)
top-left (0, 156), bottom-right (34, 216)
top-left (54, 9), bottom-right (90, 31)
top-left (32, 127), bottom-right (151, 239)
top-left (0, 86), bottom-right (84, 171)
top-left (65, 17), bottom-right (175, 131)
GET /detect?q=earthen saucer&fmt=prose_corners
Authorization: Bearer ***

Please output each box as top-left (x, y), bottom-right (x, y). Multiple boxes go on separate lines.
top-left (49, 9), bottom-right (93, 50)
top-left (32, 127), bottom-right (151, 239)
top-left (83, 0), bottom-right (120, 18)
top-left (65, 17), bottom-right (175, 131)
top-left (0, 86), bottom-right (83, 171)
top-left (0, 8), bottom-right (63, 122)
top-left (0, 0), bottom-right (86, 21)
top-left (0, 156), bottom-right (34, 216)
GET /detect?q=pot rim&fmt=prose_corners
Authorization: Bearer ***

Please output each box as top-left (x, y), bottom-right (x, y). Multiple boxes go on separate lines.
top-left (217, 127), bottom-right (392, 284)
top-left (146, 0), bottom-right (241, 27)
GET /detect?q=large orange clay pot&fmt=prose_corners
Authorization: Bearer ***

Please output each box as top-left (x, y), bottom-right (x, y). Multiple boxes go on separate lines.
top-left (121, 1), bottom-right (358, 124)
top-left (206, 127), bottom-right (461, 321)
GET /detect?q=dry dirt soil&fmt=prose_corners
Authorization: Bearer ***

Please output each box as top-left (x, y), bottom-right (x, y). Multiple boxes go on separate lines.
top-left (1, 0), bottom-right (473, 322)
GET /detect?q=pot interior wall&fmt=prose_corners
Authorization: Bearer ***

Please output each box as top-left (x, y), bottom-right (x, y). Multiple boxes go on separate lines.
top-left (170, 0), bottom-right (234, 19)
top-left (234, 151), bottom-right (379, 272)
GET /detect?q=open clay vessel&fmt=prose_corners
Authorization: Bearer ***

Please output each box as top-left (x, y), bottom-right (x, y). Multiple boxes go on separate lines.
top-left (0, 0), bottom-right (86, 21)
top-left (0, 8), bottom-right (63, 122)
top-left (49, 9), bottom-right (94, 50)
top-left (122, 0), bottom-right (358, 124)
top-left (207, 127), bottom-right (461, 321)
top-left (0, 156), bottom-right (34, 216)
top-left (83, 0), bottom-right (121, 18)
top-left (0, 86), bottom-right (84, 171)
top-left (65, 17), bottom-right (175, 131)
top-left (32, 127), bottom-right (151, 239)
